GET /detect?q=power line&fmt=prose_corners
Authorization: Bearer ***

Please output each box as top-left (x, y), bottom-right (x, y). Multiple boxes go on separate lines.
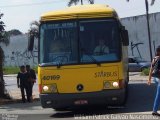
top-left (0, 0), bottom-right (67, 8)
top-left (1, 0), bottom-right (159, 13)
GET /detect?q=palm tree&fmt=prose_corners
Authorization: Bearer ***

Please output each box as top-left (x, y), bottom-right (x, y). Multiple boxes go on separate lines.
top-left (126, 0), bottom-right (155, 5)
top-left (68, 0), bottom-right (94, 6)
top-left (28, 21), bottom-right (39, 51)
top-left (0, 13), bottom-right (9, 98)
top-left (29, 21), bottom-right (39, 39)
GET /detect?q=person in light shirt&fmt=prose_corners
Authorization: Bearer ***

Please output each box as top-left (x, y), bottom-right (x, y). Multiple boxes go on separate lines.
top-left (94, 39), bottom-right (109, 55)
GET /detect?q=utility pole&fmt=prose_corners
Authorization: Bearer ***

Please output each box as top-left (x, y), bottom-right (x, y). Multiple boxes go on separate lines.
top-left (145, 0), bottom-right (153, 61)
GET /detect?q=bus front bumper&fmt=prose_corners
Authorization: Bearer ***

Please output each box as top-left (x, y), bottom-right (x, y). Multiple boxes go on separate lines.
top-left (40, 88), bottom-right (126, 109)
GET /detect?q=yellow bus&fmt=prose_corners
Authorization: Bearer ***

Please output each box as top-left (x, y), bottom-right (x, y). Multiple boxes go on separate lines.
top-left (38, 4), bottom-right (129, 110)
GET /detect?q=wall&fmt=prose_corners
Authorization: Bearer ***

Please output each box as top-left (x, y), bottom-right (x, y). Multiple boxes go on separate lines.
top-left (1, 34), bottom-right (38, 67)
top-left (121, 12), bottom-right (160, 61)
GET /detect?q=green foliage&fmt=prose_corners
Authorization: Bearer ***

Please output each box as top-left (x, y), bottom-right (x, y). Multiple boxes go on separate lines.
top-left (0, 12), bottom-right (8, 98)
top-left (141, 68), bottom-right (149, 76)
top-left (0, 13), bottom-right (9, 46)
top-left (33, 66), bottom-right (38, 73)
top-left (3, 67), bottom-right (20, 75)
top-left (68, 0), bottom-right (94, 6)
top-left (7, 29), bottom-right (23, 36)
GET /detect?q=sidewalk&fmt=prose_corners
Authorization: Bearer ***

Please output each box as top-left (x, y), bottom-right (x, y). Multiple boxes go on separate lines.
top-left (2, 75), bottom-right (39, 105)
top-left (129, 72), bottom-right (148, 81)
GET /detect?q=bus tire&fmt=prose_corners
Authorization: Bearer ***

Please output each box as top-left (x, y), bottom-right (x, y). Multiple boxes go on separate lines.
top-left (127, 70), bottom-right (129, 83)
top-left (121, 82), bottom-right (128, 106)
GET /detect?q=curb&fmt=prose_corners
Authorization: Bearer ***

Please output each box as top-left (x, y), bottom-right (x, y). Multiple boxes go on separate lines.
top-left (4, 74), bottom-right (17, 77)
top-left (4, 74), bottom-right (38, 77)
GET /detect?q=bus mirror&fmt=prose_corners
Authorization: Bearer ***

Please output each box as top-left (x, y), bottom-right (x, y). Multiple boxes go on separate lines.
top-left (28, 34), bottom-right (34, 51)
top-left (122, 29), bottom-right (129, 46)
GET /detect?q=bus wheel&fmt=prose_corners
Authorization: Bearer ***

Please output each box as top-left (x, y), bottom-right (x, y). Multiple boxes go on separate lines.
top-left (127, 70), bottom-right (129, 83)
top-left (122, 82), bottom-right (128, 105)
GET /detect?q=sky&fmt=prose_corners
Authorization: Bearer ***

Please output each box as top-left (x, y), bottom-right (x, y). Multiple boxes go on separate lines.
top-left (0, 0), bottom-right (160, 33)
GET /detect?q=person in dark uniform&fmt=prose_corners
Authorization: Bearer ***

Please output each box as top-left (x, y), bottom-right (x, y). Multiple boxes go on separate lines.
top-left (17, 65), bottom-right (30, 103)
top-left (26, 65), bottom-right (36, 102)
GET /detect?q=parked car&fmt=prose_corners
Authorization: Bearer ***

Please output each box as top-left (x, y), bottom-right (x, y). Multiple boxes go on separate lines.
top-left (128, 56), bottom-right (151, 72)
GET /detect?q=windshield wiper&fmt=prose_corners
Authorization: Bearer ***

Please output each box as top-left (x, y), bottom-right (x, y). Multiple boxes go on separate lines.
top-left (39, 62), bottom-right (62, 68)
top-left (56, 61), bottom-right (62, 68)
top-left (40, 62), bottom-right (56, 67)
top-left (81, 49), bottom-right (101, 66)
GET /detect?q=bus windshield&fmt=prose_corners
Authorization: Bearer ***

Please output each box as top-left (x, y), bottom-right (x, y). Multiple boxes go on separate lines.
top-left (40, 19), bottom-right (121, 66)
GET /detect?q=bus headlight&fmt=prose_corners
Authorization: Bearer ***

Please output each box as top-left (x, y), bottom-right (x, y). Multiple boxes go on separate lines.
top-left (104, 81), bottom-right (111, 89)
top-left (113, 82), bottom-right (119, 88)
top-left (43, 86), bottom-right (49, 92)
top-left (42, 84), bottom-right (57, 93)
top-left (50, 84), bottom-right (57, 93)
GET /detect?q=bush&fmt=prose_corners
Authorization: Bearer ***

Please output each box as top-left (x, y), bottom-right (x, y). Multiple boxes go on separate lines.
top-left (33, 66), bottom-right (38, 73)
top-left (141, 68), bottom-right (149, 76)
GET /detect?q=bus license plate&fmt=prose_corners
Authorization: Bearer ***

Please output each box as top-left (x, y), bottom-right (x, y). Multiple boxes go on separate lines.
top-left (74, 100), bottom-right (88, 105)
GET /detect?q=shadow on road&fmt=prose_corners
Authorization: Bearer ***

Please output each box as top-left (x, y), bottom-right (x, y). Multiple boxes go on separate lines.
top-left (51, 83), bottom-right (157, 118)
top-left (0, 100), bottom-right (41, 111)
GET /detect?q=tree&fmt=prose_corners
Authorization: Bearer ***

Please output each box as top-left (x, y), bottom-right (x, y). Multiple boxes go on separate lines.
top-left (28, 21), bottom-right (39, 51)
top-left (7, 29), bottom-right (23, 36)
top-left (68, 0), bottom-right (94, 6)
top-left (29, 21), bottom-right (39, 39)
top-left (0, 12), bottom-right (9, 98)
top-left (126, 0), bottom-right (155, 5)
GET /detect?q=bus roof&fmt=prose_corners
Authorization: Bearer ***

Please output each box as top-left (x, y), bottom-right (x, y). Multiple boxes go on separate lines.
top-left (41, 4), bottom-right (118, 21)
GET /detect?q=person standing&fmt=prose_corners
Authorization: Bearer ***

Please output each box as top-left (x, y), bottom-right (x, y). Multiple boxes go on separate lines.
top-left (148, 47), bottom-right (160, 116)
top-left (17, 65), bottom-right (30, 103)
top-left (26, 65), bottom-right (36, 102)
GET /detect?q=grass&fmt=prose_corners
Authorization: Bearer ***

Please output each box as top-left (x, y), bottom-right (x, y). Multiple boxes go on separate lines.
top-left (3, 66), bottom-right (38, 75)
top-left (141, 68), bottom-right (150, 76)
top-left (3, 67), bottom-right (20, 75)
top-left (33, 66), bottom-right (38, 73)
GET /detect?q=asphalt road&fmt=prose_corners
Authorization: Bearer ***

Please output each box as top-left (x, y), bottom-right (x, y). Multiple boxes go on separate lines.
top-left (0, 75), bottom-right (159, 120)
